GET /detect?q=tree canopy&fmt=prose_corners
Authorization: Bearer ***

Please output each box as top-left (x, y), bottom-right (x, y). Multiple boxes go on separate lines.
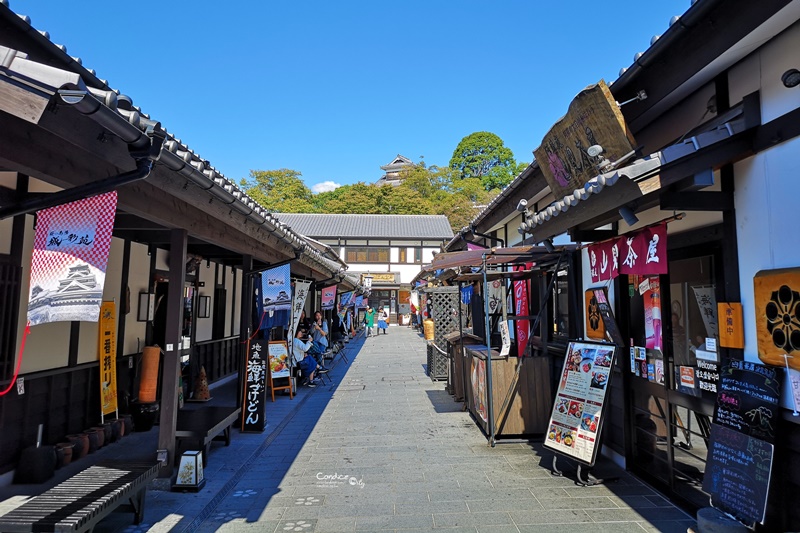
top-left (449, 131), bottom-right (522, 191)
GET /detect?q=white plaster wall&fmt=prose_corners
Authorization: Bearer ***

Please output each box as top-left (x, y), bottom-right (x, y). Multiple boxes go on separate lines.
top-left (123, 241), bottom-right (150, 355)
top-left (421, 247), bottom-right (438, 263)
top-left (389, 247), bottom-right (399, 263)
top-left (155, 248), bottom-right (169, 271)
top-left (195, 262), bottom-right (215, 342)
top-left (232, 267), bottom-right (242, 336)
top-left (78, 238), bottom-right (124, 364)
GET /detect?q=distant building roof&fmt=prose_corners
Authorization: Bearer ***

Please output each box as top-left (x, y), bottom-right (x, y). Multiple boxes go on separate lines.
top-left (274, 214), bottom-right (454, 240)
top-left (376, 154), bottom-right (414, 187)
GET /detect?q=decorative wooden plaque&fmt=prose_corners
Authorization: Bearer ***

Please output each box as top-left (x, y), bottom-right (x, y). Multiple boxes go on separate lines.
top-left (533, 80), bottom-right (636, 201)
top-left (585, 289), bottom-right (606, 341)
top-left (753, 268), bottom-right (800, 370)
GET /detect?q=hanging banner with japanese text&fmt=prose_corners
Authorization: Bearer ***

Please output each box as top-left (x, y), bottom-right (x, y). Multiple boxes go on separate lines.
top-left (513, 264), bottom-right (531, 357)
top-left (241, 341), bottom-right (267, 433)
top-left (337, 291), bottom-right (354, 322)
top-left (28, 191), bottom-right (117, 326)
top-left (692, 285), bottom-right (719, 339)
top-left (588, 239), bottom-right (620, 283)
top-left (321, 285), bottom-right (337, 310)
top-left (289, 280), bottom-right (311, 337)
top-left (354, 295), bottom-right (365, 308)
top-left (589, 223), bottom-right (667, 283)
top-left (98, 301), bottom-right (118, 416)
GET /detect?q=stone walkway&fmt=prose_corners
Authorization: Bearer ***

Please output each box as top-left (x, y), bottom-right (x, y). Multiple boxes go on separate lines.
top-left (13, 326), bottom-right (696, 532)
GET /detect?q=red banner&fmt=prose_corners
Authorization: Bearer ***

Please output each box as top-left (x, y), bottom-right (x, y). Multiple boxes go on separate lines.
top-left (589, 223), bottom-right (668, 282)
top-left (28, 191), bottom-right (117, 326)
top-left (514, 264), bottom-right (531, 357)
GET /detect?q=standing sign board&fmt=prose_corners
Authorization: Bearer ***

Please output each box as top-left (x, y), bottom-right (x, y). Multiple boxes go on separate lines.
top-left (703, 360), bottom-right (781, 527)
top-left (268, 341), bottom-right (293, 401)
top-left (98, 301), bottom-right (118, 416)
top-left (241, 341), bottom-right (267, 432)
top-left (544, 341), bottom-right (617, 465)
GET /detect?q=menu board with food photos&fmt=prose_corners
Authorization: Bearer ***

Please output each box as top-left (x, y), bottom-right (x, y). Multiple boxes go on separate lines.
top-left (544, 341), bottom-right (617, 466)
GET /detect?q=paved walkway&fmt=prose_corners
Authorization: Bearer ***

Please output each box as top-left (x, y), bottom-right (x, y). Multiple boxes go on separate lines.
top-left (3, 327), bottom-right (697, 532)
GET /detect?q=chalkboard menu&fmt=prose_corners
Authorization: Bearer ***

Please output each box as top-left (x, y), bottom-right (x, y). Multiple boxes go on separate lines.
top-left (543, 341), bottom-right (617, 466)
top-left (702, 360), bottom-right (782, 527)
top-left (241, 341), bottom-right (267, 433)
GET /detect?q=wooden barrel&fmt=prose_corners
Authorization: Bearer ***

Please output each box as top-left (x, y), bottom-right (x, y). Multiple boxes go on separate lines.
top-left (139, 346), bottom-right (160, 403)
top-left (423, 319), bottom-right (435, 341)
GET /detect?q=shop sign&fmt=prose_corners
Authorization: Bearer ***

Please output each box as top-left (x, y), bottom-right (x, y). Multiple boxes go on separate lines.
top-left (471, 358), bottom-right (488, 423)
top-left (98, 301), bottom-right (118, 416)
top-left (753, 267), bottom-right (800, 370)
top-left (534, 80), bottom-right (636, 201)
top-left (588, 223), bottom-right (667, 283)
top-left (513, 264), bottom-right (531, 357)
top-left (364, 273), bottom-right (395, 284)
top-left (544, 341), bottom-right (617, 466)
top-left (241, 341), bottom-right (267, 433)
top-left (585, 289), bottom-right (606, 341)
top-left (703, 360), bottom-right (781, 527)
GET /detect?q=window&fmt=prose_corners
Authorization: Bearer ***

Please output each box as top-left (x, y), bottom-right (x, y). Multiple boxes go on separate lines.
top-left (345, 247), bottom-right (389, 263)
top-left (414, 248), bottom-right (422, 263)
top-left (399, 248), bottom-right (407, 263)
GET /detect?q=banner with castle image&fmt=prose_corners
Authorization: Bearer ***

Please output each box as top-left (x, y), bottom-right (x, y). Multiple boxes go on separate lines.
top-left (28, 192), bottom-right (118, 326)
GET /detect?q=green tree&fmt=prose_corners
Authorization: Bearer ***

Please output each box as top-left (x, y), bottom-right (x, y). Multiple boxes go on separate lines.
top-left (449, 132), bottom-right (519, 191)
top-left (240, 169), bottom-right (315, 213)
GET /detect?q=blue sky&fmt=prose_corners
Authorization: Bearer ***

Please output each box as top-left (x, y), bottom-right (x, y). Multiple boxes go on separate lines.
top-left (13, 1), bottom-right (689, 193)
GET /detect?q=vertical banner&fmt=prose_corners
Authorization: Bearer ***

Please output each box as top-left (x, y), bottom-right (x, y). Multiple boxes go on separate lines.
top-left (258, 264), bottom-right (292, 331)
top-left (241, 341), bottom-right (267, 433)
top-left (643, 276), bottom-right (663, 351)
top-left (692, 285), bottom-right (719, 339)
top-left (28, 191), bottom-right (118, 325)
top-left (321, 285), bottom-right (337, 310)
top-left (289, 280), bottom-right (311, 362)
top-left (337, 291), bottom-right (354, 322)
top-left (98, 301), bottom-right (117, 416)
top-left (354, 295), bottom-right (365, 309)
top-left (513, 264), bottom-right (531, 357)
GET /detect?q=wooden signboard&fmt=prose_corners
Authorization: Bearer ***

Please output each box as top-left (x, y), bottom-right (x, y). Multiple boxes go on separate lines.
top-left (718, 302), bottom-right (744, 349)
top-left (533, 80), bottom-right (636, 201)
top-left (241, 341), bottom-right (267, 433)
top-left (544, 341), bottom-right (617, 466)
top-left (585, 289), bottom-right (606, 341)
top-left (268, 341), bottom-right (293, 401)
top-left (754, 267), bottom-right (800, 370)
top-left (703, 360), bottom-right (782, 527)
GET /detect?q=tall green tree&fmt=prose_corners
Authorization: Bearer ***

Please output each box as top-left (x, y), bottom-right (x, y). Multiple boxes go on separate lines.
top-left (449, 132), bottom-right (519, 191)
top-left (240, 169), bottom-right (315, 213)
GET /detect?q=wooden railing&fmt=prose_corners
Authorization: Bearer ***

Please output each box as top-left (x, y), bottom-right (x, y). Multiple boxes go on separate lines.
top-left (192, 336), bottom-right (242, 384)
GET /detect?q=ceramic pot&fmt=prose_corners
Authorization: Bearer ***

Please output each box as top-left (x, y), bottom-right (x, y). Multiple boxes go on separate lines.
top-left (92, 427), bottom-right (107, 448)
top-left (56, 442), bottom-right (74, 467)
top-left (67, 433), bottom-right (88, 459)
top-left (83, 429), bottom-right (100, 453)
top-left (109, 419), bottom-right (123, 441)
top-left (122, 414), bottom-right (134, 435)
top-left (130, 401), bottom-right (159, 432)
top-left (100, 423), bottom-right (112, 444)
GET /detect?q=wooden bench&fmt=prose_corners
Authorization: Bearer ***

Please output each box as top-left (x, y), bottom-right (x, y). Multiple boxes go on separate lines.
top-left (175, 405), bottom-right (241, 466)
top-left (0, 462), bottom-right (158, 533)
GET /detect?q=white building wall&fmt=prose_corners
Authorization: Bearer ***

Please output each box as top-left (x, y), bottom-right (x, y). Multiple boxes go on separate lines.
top-left (124, 241), bottom-right (149, 355)
top-left (196, 262), bottom-right (215, 342)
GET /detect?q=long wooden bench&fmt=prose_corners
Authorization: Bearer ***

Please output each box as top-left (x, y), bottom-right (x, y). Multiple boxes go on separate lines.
top-left (0, 461), bottom-right (158, 533)
top-left (175, 405), bottom-right (241, 466)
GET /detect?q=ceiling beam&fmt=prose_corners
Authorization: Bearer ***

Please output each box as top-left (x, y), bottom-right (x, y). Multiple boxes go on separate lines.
top-left (659, 191), bottom-right (733, 211)
top-left (568, 229), bottom-right (619, 243)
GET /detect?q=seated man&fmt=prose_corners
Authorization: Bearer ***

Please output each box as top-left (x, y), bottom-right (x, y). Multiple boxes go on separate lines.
top-left (293, 328), bottom-right (328, 388)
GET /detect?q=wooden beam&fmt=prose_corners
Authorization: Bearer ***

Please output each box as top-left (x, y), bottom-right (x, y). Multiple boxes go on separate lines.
top-left (659, 191), bottom-right (733, 211)
top-left (568, 229), bottom-right (619, 243)
top-left (158, 228), bottom-right (187, 478)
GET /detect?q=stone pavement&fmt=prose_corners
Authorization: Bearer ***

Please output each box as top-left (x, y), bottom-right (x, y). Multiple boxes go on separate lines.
top-left (7, 326), bottom-right (697, 532)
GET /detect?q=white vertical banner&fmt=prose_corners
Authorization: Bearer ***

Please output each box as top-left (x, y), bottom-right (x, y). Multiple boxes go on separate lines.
top-left (691, 286), bottom-right (719, 338)
top-left (290, 280), bottom-right (312, 337)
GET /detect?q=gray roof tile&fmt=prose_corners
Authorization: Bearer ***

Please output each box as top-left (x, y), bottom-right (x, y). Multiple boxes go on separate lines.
top-left (274, 214), bottom-right (454, 239)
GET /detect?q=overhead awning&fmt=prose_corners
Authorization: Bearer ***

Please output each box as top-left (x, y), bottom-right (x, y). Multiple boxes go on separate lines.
top-left (427, 245), bottom-right (570, 272)
top-left (522, 98), bottom-right (761, 242)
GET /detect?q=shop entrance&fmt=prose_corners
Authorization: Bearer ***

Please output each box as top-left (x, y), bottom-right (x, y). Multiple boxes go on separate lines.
top-left (627, 240), bottom-right (722, 509)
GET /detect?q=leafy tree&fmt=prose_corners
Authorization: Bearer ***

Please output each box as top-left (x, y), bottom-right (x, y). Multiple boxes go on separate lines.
top-left (240, 169), bottom-right (315, 213)
top-left (449, 132), bottom-right (519, 191)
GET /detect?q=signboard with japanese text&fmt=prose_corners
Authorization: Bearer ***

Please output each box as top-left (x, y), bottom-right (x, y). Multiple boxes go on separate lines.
top-left (593, 288), bottom-right (624, 347)
top-left (588, 223), bottom-right (667, 284)
top-left (534, 80), bottom-right (636, 201)
top-left (544, 341), bottom-right (617, 465)
top-left (241, 341), bottom-right (267, 432)
top-left (585, 289), bottom-right (606, 341)
top-left (718, 302), bottom-right (744, 349)
top-left (28, 191), bottom-right (117, 325)
top-left (513, 264), bottom-right (531, 357)
top-left (98, 301), bottom-right (117, 416)
top-left (702, 360), bottom-right (782, 527)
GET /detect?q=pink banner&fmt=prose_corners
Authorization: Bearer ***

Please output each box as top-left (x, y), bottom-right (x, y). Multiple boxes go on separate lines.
top-left (643, 276), bottom-right (663, 351)
top-left (588, 239), bottom-right (620, 283)
top-left (514, 264), bottom-right (531, 357)
top-left (28, 192), bottom-right (117, 325)
top-left (619, 223), bottom-right (668, 276)
top-left (321, 285), bottom-right (337, 310)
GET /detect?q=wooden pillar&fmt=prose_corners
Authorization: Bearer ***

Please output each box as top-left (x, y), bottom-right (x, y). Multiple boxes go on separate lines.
top-left (237, 255), bottom-right (253, 410)
top-left (157, 229), bottom-right (187, 478)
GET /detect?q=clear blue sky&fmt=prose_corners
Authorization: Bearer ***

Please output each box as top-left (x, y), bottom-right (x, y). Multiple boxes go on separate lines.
top-left (13, 1), bottom-right (688, 193)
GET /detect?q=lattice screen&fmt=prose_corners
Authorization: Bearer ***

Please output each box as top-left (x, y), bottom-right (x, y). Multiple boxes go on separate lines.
top-left (424, 286), bottom-right (461, 381)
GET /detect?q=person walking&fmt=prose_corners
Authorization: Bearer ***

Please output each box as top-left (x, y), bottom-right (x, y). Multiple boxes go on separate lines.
top-left (364, 306), bottom-right (376, 337)
top-left (377, 308), bottom-right (389, 334)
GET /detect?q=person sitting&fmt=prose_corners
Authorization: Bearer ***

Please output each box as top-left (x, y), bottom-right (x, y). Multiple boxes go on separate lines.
top-left (297, 310), bottom-right (312, 332)
top-left (293, 328), bottom-right (328, 388)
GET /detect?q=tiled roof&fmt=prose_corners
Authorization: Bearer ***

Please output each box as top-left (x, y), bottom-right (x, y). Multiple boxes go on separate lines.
top-left (274, 214), bottom-right (454, 240)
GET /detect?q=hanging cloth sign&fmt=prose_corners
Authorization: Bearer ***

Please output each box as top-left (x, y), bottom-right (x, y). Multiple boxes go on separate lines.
top-left (321, 285), bottom-right (337, 310)
top-left (98, 301), bottom-right (118, 416)
top-left (337, 291), bottom-right (354, 322)
top-left (28, 191), bottom-right (118, 325)
top-left (513, 264), bottom-right (532, 357)
top-left (258, 264), bottom-right (291, 331)
top-left (354, 295), bottom-right (365, 308)
top-left (588, 222), bottom-right (668, 283)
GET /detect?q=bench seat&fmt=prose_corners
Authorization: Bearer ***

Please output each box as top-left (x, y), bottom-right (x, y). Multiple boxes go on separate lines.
top-left (0, 462), bottom-right (158, 533)
top-left (175, 405), bottom-right (241, 465)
